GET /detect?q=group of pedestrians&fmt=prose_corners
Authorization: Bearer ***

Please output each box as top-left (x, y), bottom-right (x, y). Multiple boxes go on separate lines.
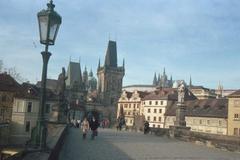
top-left (81, 117), bottom-right (100, 140)
top-left (70, 119), bottom-right (81, 128)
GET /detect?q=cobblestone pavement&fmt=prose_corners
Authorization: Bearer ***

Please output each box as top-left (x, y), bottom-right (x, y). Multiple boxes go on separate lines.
top-left (59, 128), bottom-right (240, 160)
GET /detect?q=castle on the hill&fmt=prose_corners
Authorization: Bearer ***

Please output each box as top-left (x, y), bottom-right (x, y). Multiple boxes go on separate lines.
top-left (152, 68), bottom-right (173, 88)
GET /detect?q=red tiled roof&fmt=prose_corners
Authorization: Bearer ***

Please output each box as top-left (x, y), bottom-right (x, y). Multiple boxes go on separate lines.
top-left (228, 89), bottom-right (240, 97)
top-left (143, 88), bottom-right (197, 101)
top-left (165, 99), bottom-right (228, 118)
top-left (15, 83), bottom-right (59, 101)
top-left (0, 73), bottom-right (21, 92)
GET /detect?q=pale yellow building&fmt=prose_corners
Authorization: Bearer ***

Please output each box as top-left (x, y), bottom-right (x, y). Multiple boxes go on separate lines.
top-left (190, 86), bottom-right (216, 99)
top-left (165, 99), bottom-right (228, 135)
top-left (117, 90), bottom-right (148, 127)
top-left (227, 90), bottom-right (240, 136)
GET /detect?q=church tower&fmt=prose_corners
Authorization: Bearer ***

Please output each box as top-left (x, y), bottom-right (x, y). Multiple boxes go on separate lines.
top-left (97, 40), bottom-right (125, 106)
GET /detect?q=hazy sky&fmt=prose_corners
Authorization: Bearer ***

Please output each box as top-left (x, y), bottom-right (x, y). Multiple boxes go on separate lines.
top-left (0, 0), bottom-right (240, 89)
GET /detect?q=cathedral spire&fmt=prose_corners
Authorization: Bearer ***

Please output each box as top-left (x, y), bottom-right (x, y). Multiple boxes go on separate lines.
top-left (189, 75), bottom-right (192, 88)
top-left (104, 40), bottom-right (117, 67)
top-left (157, 73), bottom-right (160, 83)
top-left (163, 67), bottom-right (166, 76)
top-left (123, 58), bottom-right (125, 69)
top-left (98, 58), bottom-right (101, 70)
top-left (153, 72), bottom-right (157, 86)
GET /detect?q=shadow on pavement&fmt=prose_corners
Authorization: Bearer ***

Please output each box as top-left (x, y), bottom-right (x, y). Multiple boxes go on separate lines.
top-left (59, 128), bottom-right (134, 160)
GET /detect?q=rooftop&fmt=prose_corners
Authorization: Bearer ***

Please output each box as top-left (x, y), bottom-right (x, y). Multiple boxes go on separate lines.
top-left (165, 98), bottom-right (228, 118)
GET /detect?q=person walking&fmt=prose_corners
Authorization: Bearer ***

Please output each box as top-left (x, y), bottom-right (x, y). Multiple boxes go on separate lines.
top-left (81, 118), bottom-right (89, 139)
top-left (89, 117), bottom-right (99, 140)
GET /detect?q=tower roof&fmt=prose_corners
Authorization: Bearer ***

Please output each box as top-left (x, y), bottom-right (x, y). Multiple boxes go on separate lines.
top-left (66, 61), bottom-right (83, 87)
top-left (104, 40), bottom-right (117, 67)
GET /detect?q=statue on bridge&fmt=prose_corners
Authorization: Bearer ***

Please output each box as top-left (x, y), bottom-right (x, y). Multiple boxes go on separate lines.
top-left (178, 81), bottom-right (186, 104)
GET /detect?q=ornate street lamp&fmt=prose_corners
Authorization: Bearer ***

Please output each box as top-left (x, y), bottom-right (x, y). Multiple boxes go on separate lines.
top-left (133, 108), bottom-right (136, 130)
top-left (36, 0), bottom-right (61, 149)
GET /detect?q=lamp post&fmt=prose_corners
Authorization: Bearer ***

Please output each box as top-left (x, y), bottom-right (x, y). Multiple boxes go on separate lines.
top-left (36, 0), bottom-right (61, 149)
top-left (133, 108), bottom-right (136, 130)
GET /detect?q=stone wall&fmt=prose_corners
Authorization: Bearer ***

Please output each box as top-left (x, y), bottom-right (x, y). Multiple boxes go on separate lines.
top-left (0, 123), bottom-right (9, 146)
top-left (152, 128), bottom-right (240, 152)
top-left (4, 123), bottom-right (67, 160)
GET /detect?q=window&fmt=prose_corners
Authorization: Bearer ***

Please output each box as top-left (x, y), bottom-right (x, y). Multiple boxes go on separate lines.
top-left (199, 120), bottom-right (202, 125)
top-left (1, 95), bottom-right (6, 102)
top-left (148, 108), bottom-right (151, 113)
top-left (158, 125), bottom-right (160, 128)
top-left (0, 109), bottom-right (4, 116)
top-left (234, 128), bottom-right (238, 136)
top-left (133, 104), bottom-right (136, 108)
top-left (234, 114), bottom-right (239, 119)
top-left (45, 104), bottom-right (50, 113)
top-left (219, 120), bottom-right (222, 126)
top-left (149, 101), bottom-right (152, 105)
top-left (234, 100), bottom-right (240, 107)
top-left (129, 104), bottom-right (131, 108)
top-left (154, 109), bottom-right (157, 113)
top-left (207, 120), bottom-right (210, 125)
top-left (137, 104), bottom-right (139, 108)
top-left (160, 101), bottom-right (163, 105)
top-left (155, 101), bottom-right (158, 105)
top-left (124, 104), bottom-right (128, 108)
top-left (159, 109), bottom-right (162, 113)
top-left (153, 124), bottom-right (155, 128)
top-left (147, 116), bottom-right (150, 121)
top-left (158, 117), bottom-right (161, 122)
top-left (153, 117), bottom-right (156, 121)
top-left (27, 102), bottom-right (32, 112)
top-left (25, 121), bottom-right (30, 132)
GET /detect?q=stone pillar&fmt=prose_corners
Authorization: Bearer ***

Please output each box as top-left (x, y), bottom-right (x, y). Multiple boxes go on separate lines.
top-left (174, 102), bottom-right (186, 127)
top-left (169, 81), bottom-right (190, 138)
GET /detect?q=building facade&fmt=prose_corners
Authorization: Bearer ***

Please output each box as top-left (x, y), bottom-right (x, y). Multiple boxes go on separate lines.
top-left (142, 88), bottom-right (196, 128)
top-left (10, 83), bottom-right (59, 144)
top-left (165, 99), bottom-right (228, 135)
top-left (189, 86), bottom-right (217, 99)
top-left (227, 90), bottom-right (240, 136)
top-left (122, 85), bottom-right (156, 92)
top-left (97, 40), bottom-right (125, 106)
top-left (117, 90), bottom-right (148, 127)
top-left (0, 73), bottom-right (21, 123)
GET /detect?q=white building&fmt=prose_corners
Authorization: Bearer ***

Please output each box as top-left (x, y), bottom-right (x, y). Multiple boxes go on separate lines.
top-left (142, 88), bottom-right (196, 128)
top-left (10, 83), bottom-right (59, 144)
top-left (122, 85), bottom-right (156, 92)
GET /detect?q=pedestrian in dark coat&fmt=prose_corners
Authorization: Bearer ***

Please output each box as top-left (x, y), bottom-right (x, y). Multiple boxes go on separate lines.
top-left (89, 117), bottom-right (99, 140)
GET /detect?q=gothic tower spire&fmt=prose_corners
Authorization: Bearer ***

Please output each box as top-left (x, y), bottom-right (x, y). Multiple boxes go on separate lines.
top-left (153, 72), bottom-right (157, 86)
top-left (189, 75), bottom-right (192, 88)
top-left (104, 40), bottom-right (117, 67)
top-left (98, 58), bottom-right (101, 70)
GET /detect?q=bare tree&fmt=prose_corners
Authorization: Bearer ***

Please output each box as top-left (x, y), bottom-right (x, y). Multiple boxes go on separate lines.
top-left (0, 60), bottom-right (27, 83)
top-left (0, 60), bottom-right (3, 73)
top-left (7, 67), bottom-right (27, 83)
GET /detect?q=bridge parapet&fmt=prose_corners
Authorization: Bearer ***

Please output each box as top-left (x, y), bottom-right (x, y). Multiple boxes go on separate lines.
top-left (3, 123), bottom-right (67, 160)
top-left (151, 128), bottom-right (240, 152)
